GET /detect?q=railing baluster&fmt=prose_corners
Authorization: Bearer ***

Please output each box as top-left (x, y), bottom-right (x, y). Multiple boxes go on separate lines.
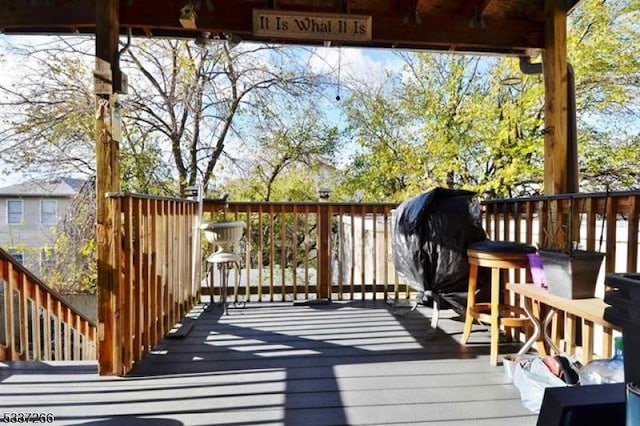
top-left (627, 196), bottom-right (639, 272)
top-left (33, 285), bottom-right (42, 360)
top-left (258, 205), bottom-right (264, 302)
top-left (124, 196), bottom-right (134, 370)
top-left (503, 202), bottom-right (510, 241)
top-left (269, 205), bottom-right (275, 301)
top-left (280, 206), bottom-right (286, 301)
top-left (63, 307), bottom-right (71, 361)
top-left (350, 206), bottom-right (355, 300)
top-left (304, 205), bottom-right (310, 298)
top-left (383, 209), bottom-right (390, 301)
top-left (42, 294), bottom-right (51, 360)
top-left (161, 199), bottom-right (169, 336)
top-left (150, 198), bottom-right (159, 345)
top-left (514, 202), bottom-right (521, 243)
top-left (292, 207), bottom-right (298, 301)
top-left (372, 210), bottom-right (378, 300)
top-left (245, 214), bottom-right (252, 302)
top-left (605, 196), bottom-right (618, 273)
top-left (169, 200), bottom-right (177, 324)
top-left (0, 277), bottom-right (6, 357)
top-left (360, 206), bottom-right (366, 301)
top-left (585, 197), bottom-right (597, 251)
top-left (20, 277), bottom-right (28, 359)
top-left (53, 307), bottom-right (61, 361)
top-left (7, 264), bottom-right (18, 358)
top-left (337, 211), bottom-right (344, 301)
top-left (493, 203), bottom-right (501, 240)
top-left (525, 201), bottom-right (534, 245)
top-left (13, 288), bottom-right (20, 357)
top-left (74, 315), bottom-right (81, 360)
top-left (141, 198), bottom-right (149, 359)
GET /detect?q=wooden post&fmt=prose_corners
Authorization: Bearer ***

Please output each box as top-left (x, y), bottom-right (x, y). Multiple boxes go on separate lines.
top-left (317, 204), bottom-right (331, 300)
top-left (96, 0), bottom-right (121, 375)
top-left (543, 0), bottom-right (568, 196)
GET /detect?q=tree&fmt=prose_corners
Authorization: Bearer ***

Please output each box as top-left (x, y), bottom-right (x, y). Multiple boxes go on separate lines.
top-left (0, 38), bottom-right (96, 182)
top-left (335, 71), bottom-right (425, 202)
top-left (41, 178), bottom-right (97, 293)
top-left (0, 36), bottom-right (332, 294)
top-left (122, 39), bottom-right (329, 195)
top-left (0, 37), bottom-right (329, 196)
top-left (568, 0), bottom-right (640, 191)
top-left (337, 0), bottom-right (640, 200)
top-left (224, 97), bottom-right (341, 202)
top-left (338, 54), bottom-right (546, 201)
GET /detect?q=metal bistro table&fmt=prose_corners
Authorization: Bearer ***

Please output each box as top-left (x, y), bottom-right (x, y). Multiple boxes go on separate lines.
top-left (506, 283), bottom-right (620, 364)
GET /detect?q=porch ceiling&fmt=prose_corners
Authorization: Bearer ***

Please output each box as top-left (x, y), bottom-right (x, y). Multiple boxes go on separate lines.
top-left (0, 0), bottom-right (581, 55)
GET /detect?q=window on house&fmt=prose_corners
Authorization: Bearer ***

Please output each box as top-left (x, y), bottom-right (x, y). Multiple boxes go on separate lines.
top-left (41, 200), bottom-right (58, 225)
top-left (7, 200), bottom-right (23, 224)
top-left (8, 249), bottom-right (24, 265)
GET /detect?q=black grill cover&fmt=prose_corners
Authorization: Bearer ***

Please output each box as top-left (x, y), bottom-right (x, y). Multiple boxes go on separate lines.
top-left (392, 188), bottom-right (487, 294)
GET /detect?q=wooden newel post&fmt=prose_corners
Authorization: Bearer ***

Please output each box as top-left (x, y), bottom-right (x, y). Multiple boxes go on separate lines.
top-left (317, 204), bottom-right (332, 300)
top-left (543, 0), bottom-right (568, 197)
top-left (542, 0), bottom-right (569, 251)
top-left (96, 0), bottom-right (122, 375)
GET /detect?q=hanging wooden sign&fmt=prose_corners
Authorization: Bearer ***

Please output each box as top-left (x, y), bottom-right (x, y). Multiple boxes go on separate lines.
top-left (253, 9), bottom-right (372, 42)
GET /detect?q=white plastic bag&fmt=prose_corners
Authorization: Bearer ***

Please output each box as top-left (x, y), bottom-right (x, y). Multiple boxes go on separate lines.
top-left (512, 357), bottom-right (568, 413)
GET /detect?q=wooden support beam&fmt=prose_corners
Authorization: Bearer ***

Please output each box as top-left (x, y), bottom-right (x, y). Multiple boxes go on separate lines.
top-left (96, 0), bottom-right (122, 376)
top-left (543, 0), bottom-right (568, 195)
top-left (0, 0), bottom-right (545, 53)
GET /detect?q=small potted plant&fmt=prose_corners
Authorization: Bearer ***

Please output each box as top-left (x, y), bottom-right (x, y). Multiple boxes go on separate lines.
top-left (537, 196), bottom-right (604, 299)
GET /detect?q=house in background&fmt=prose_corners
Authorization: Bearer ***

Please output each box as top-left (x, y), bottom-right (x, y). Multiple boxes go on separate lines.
top-left (0, 177), bottom-right (85, 278)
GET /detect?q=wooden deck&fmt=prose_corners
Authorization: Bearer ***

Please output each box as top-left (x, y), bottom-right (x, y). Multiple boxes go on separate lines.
top-left (0, 301), bottom-right (537, 425)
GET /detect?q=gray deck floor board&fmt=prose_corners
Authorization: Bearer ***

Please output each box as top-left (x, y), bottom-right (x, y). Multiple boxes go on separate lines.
top-left (0, 300), bottom-right (537, 425)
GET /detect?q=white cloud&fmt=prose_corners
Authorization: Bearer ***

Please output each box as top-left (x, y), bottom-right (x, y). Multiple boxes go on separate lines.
top-left (308, 46), bottom-right (406, 86)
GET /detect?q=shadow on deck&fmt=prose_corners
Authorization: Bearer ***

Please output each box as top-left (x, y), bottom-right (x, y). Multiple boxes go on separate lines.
top-left (0, 301), bottom-right (536, 425)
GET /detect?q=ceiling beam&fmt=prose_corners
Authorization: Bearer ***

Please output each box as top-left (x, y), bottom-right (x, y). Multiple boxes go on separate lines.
top-left (0, 0), bottom-right (94, 28)
top-left (0, 1), bottom-right (544, 52)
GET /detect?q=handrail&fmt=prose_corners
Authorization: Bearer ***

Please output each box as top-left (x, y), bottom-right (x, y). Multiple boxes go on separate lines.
top-left (99, 193), bottom-right (199, 375)
top-left (0, 247), bottom-right (97, 362)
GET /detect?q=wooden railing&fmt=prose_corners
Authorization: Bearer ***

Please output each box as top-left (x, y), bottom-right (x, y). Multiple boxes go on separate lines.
top-left (0, 248), bottom-right (96, 362)
top-left (483, 191), bottom-right (640, 358)
top-left (100, 193), bottom-right (199, 375)
top-left (202, 201), bottom-right (406, 302)
top-left (93, 191), bottom-right (640, 374)
top-left (202, 193), bottom-right (639, 303)
top-left (482, 191), bottom-right (640, 274)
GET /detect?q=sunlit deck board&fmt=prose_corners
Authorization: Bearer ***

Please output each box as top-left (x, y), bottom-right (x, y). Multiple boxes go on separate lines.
top-left (0, 301), bottom-right (536, 425)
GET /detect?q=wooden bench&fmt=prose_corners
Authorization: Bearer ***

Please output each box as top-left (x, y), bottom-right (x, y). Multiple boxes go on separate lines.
top-left (506, 283), bottom-right (620, 364)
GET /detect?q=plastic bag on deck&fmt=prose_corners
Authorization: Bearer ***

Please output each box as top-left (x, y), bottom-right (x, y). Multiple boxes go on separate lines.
top-left (513, 357), bottom-right (570, 413)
